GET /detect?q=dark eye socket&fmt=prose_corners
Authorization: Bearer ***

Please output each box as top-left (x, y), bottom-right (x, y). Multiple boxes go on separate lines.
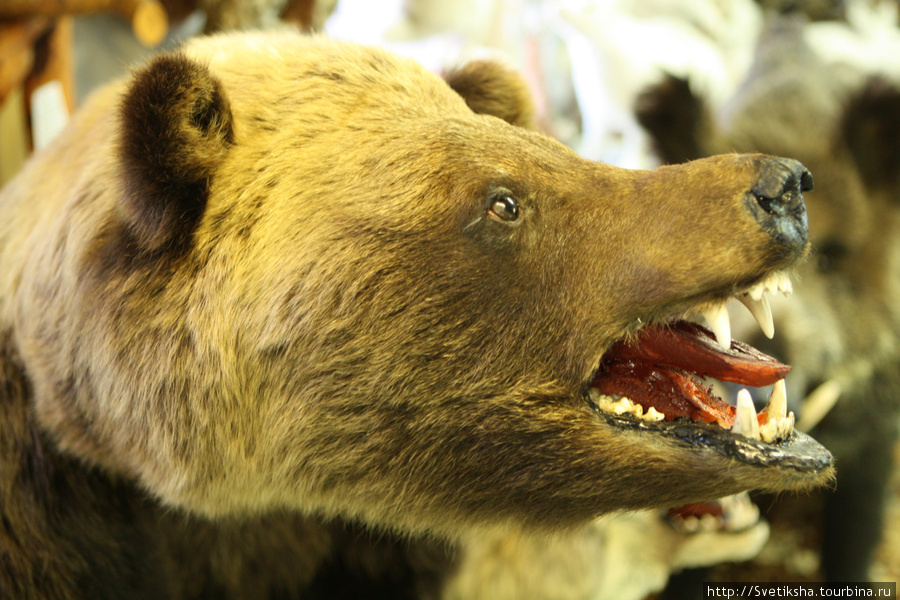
top-left (488, 193), bottom-right (520, 223)
top-left (816, 239), bottom-right (849, 273)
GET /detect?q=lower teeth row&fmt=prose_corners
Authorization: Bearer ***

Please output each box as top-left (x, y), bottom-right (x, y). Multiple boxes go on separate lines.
top-left (734, 383), bottom-right (795, 443)
top-left (590, 381), bottom-right (796, 443)
top-left (670, 492), bottom-right (761, 534)
top-left (589, 389), bottom-right (665, 423)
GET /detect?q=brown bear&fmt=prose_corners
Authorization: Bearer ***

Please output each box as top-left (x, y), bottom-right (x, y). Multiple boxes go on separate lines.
top-left (0, 31), bottom-right (831, 599)
top-left (636, 16), bottom-right (900, 583)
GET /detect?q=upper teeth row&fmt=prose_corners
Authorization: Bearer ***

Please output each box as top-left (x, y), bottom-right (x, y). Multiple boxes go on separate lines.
top-left (747, 270), bottom-right (793, 300)
top-left (701, 270), bottom-right (793, 349)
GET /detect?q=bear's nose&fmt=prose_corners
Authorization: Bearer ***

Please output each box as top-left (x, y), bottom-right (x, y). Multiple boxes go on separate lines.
top-left (750, 157), bottom-right (812, 252)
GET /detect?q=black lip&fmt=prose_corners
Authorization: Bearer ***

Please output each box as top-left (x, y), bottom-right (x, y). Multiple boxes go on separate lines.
top-left (592, 405), bottom-right (834, 473)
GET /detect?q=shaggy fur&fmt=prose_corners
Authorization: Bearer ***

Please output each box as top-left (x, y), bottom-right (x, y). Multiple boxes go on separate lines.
top-left (443, 60), bottom-right (537, 130)
top-left (0, 31), bottom-right (829, 598)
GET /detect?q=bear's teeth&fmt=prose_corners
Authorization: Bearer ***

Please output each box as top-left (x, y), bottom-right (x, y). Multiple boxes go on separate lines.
top-left (702, 302), bottom-right (732, 349)
top-left (752, 381), bottom-right (796, 443)
top-left (776, 271), bottom-right (793, 294)
top-left (589, 391), bottom-right (666, 422)
top-left (738, 293), bottom-right (775, 339)
top-left (702, 271), bottom-right (791, 347)
top-left (759, 412), bottom-right (795, 444)
top-left (719, 492), bottom-right (761, 532)
top-left (731, 389), bottom-right (761, 440)
top-left (591, 385), bottom-right (798, 443)
top-left (763, 379), bottom-right (787, 420)
top-left (643, 406), bottom-right (665, 422)
top-left (682, 516), bottom-right (702, 533)
top-left (746, 270), bottom-right (793, 301)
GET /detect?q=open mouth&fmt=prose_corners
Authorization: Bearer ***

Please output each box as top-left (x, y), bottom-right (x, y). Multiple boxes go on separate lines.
top-left (588, 270), bottom-right (832, 471)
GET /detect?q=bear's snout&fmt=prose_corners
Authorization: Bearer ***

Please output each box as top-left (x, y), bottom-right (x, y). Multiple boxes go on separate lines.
top-left (749, 157), bottom-right (812, 253)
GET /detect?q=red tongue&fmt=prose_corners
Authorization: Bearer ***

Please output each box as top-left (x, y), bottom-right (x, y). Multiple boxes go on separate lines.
top-left (592, 321), bottom-right (790, 427)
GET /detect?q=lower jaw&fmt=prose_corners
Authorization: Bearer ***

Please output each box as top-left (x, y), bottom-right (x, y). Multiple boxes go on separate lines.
top-left (588, 397), bottom-right (833, 472)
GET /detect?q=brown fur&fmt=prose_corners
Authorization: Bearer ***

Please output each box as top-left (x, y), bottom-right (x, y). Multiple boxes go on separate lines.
top-left (443, 60), bottom-right (537, 130)
top-left (0, 31), bottom-right (829, 598)
top-left (636, 16), bottom-right (900, 582)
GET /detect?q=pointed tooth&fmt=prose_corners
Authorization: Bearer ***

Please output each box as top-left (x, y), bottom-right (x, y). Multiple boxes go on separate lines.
top-left (796, 379), bottom-right (841, 432)
top-left (765, 379), bottom-right (787, 420)
top-left (702, 302), bottom-right (731, 349)
top-left (732, 389), bottom-right (761, 440)
top-left (739, 293), bottom-right (775, 339)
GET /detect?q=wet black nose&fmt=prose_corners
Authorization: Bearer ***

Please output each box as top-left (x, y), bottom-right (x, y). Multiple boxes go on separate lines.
top-left (750, 157), bottom-right (811, 253)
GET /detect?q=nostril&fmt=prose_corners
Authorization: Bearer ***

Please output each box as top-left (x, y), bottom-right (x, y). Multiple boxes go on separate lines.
top-left (800, 168), bottom-right (814, 192)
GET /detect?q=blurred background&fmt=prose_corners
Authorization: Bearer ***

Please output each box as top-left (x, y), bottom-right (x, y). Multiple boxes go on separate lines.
top-left (7, 0), bottom-right (900, 182)
top-left (2, 0), bottom-right (899, 595)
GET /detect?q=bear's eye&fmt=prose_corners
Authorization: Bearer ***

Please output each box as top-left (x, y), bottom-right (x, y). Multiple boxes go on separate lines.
top-left (488, 193), bottom-right (520, 223)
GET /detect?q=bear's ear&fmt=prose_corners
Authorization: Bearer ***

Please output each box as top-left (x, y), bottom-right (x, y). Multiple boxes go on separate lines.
top-left (443, 60), bottom-right (536, 129)
top-left (118, 52), bottom-right (234, 252)
top-left (634, 74), bottom-right (717, 165)
top-left (840, 77), bottom-right (900, 194)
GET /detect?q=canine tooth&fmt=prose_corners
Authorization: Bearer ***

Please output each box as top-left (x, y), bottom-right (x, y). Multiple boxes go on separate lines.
top-left (643, 406), bottom-right (665, 422)
top-left (738, 293), bottom-right (775, 339)
top-left (702, 302), bottom-right (731, 349)
top-left (765, 379), bottom-right (787, 420)
top-left (732, 389), bottom-right (761, 440)
top-left (796, 379), bottom-right (842, 432)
